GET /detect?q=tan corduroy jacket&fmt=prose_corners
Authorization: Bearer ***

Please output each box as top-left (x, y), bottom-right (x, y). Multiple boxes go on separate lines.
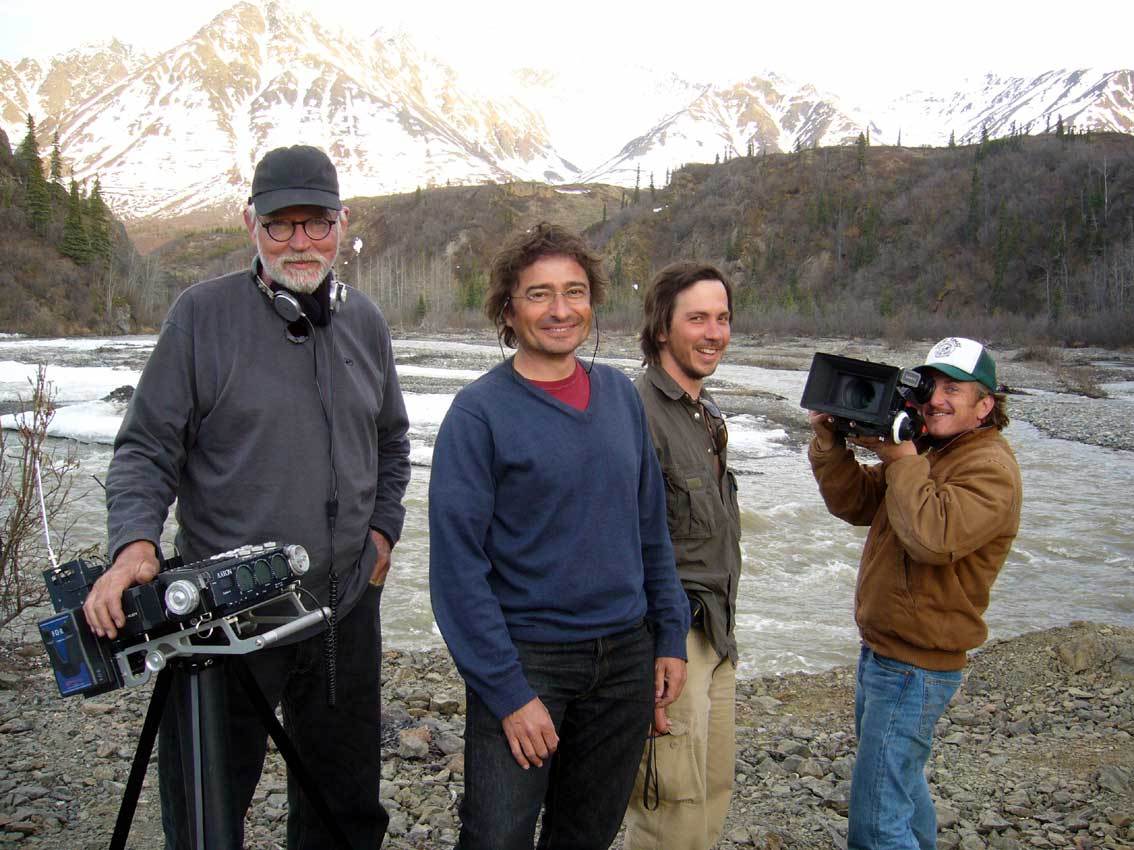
top-left (809, 426), bottom-right (1022, 671)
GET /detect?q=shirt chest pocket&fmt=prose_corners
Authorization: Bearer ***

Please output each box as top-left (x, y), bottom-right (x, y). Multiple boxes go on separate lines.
top-left (665, 470), bottom-right (716, 540)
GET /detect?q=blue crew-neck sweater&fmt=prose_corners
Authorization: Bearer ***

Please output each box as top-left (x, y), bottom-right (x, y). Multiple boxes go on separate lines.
top-left (428, 358), bottom-right (690, 720)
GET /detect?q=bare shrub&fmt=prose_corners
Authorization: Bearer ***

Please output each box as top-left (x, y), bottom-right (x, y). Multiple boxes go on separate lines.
top-left (0, 368), bottom-right (88, 627)
top-left (1016, 346), bottom-right (1064, 365)
top-left (1058, 366), bottom-right (1108, 399)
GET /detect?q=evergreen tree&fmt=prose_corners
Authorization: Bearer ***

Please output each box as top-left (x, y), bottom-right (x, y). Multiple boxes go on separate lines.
top-left (86, 175), bottom-right (113, 268)
top-left (896, 128), bottom-right (902, 147)
top-left (602, 202), bottom-right (607, 224)
top-left (15, 114), bottom-right (41, 175)
top-left (633, 165), bottom-right (640, 204)
top-left (649, 172), bottom-right (655, 201)
top-left (714, 153), bottom-right (720, 165)
top-left (60, 179), bottom-right (91, 263)
top-left (965, 164), bottom-right (982, 243)
top-left (1055, 115), bottom-right (1064, 137)
top-left (855, 132), bottom-right (867, 172)
top-left (948, 130), bottom-right (956, 148)
top-left (49, 130), bottom-right (63, 183)
top-left (16, 114), bottom-right (51, 233)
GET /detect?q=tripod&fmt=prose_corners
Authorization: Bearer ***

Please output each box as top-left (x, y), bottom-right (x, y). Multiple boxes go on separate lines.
top-left (109, 655), bottom-right (355, 850)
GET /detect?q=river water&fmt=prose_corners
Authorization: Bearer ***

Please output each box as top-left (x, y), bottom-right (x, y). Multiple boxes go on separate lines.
top-left (2, 334), bottom-right (1132, 676)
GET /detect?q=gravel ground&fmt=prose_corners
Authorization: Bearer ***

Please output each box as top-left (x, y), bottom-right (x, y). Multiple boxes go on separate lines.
top-left (1, 336), bottom-right (1130, 848)
top-left (1, 623), bottom-right (1131, 849)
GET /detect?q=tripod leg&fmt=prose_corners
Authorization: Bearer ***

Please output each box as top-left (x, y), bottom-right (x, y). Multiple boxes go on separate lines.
top-left (109, 667), bottom-right (172, 850)
top-left (230, 657), bottom-right (356, 850)
top-left (173, 661), bottom-right (242, 850)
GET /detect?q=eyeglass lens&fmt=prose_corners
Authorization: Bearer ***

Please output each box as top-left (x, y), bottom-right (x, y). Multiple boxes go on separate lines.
top-left (263, 218), bottom-right (334, 242)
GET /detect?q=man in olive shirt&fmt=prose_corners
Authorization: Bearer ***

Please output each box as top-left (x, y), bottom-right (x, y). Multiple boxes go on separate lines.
top-left (624, 262), bottom-right (743, 850)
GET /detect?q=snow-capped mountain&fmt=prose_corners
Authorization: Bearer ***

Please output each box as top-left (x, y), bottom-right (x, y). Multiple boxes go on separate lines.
top-left (872, 69), bottom-right (1134, 146)
top-left (1, 0), bottom-right (1131, 223)
top-left (1, 40), bottom-right (148, 136)
top-left (0, 0), bottom-right (577, 219)
top-left (581, 74), bottom-right (878, 185)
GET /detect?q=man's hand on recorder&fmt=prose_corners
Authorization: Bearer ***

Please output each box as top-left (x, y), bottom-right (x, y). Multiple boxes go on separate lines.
top-left (82, 540), bottom-right (160, 639)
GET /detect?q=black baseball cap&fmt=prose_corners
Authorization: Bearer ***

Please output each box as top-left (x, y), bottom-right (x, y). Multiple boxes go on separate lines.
top-left (250, 145), bottom-right (341, 215)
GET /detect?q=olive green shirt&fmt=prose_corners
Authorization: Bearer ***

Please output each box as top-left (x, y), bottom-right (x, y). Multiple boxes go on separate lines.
top-left (635, 364), bottom-right (743, 663)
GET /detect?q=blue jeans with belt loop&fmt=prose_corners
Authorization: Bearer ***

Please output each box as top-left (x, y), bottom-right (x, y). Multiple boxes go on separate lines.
top-left (457, 621), bottom-right (655, 850)
top-left (848, 645), bottom-right (962, 850)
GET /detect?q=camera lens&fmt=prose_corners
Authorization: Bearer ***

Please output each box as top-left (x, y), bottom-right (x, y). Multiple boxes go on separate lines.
top-left (840, 377), bottom-right (876, 410)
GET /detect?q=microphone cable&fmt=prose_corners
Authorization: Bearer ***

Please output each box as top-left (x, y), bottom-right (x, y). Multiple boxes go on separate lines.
top-left (304, 309), bottom-right (340, 708)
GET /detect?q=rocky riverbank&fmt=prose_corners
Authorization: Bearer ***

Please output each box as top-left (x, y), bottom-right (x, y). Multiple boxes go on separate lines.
top-left (1, 622), bottom-right (1131, 849)
top-left (407, 331), bottom-right (1134, 453)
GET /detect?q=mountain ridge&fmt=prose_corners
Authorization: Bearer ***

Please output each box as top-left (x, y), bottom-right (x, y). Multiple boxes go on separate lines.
top-left (1, 0), bottom-right (1131, 225)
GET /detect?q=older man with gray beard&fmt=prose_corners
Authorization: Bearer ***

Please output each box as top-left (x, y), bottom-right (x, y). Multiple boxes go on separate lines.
top-left (83, 145), bottom-right (410, 849)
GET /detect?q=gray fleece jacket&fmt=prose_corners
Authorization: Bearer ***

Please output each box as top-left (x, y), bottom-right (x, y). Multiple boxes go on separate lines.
top-left (106, 268), bottom-right (411, 615)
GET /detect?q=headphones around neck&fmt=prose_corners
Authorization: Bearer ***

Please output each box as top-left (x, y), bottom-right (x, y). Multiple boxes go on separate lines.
top-left (251, 258), bottom-right (347, 340)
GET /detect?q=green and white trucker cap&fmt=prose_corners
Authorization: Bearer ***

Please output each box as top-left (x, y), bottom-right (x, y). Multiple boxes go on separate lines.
top-left (917, 337), bottom-right (998, 392)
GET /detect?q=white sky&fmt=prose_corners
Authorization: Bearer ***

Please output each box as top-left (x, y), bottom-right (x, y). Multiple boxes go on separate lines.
top-left (1, 0), bottom-right (1130, 102)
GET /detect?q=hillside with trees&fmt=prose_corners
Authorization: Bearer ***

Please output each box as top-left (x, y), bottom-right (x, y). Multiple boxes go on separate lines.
top-left (585, 130), bottom-right (1133, 344)
top-left (4, 129), bottom-right (1132, 346)
top-left (0, 116), bottom-right (173, 335)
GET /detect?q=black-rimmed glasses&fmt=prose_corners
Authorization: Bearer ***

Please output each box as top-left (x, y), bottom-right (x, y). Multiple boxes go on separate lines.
top-left (259, 217), bottom-right (337, 243)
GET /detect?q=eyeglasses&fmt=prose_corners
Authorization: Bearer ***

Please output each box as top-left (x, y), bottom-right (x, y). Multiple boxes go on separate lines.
top-left (259, 217), bottom-right (337, 243)
top-left (698, 396), bottom-right (728, 455)
top-left (510, 285), bottom-right (590, 305)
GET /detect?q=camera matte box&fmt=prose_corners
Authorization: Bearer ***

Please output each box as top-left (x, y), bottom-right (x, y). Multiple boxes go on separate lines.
top-left (800, 353), bottom-right (902, 429)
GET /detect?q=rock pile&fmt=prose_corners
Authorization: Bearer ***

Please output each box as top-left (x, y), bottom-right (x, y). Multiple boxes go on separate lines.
top-left (1, 622), bottom-right (1130, 849)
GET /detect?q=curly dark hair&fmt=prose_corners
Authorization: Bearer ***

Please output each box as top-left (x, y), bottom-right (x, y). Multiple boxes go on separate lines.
top-left (484, 222), bottom-right (608, 348)
top-left (639, 261), bottom-right (734, 365)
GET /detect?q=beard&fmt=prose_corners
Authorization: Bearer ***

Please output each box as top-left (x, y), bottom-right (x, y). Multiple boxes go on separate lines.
top-left (260, 250), bottom-right (334, 294)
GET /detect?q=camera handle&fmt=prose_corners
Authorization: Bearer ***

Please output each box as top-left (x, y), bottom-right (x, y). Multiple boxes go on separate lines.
top-left (107, 625), bottom-right (355, 850)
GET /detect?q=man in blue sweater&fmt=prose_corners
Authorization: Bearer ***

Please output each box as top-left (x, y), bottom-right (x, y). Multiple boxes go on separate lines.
top-left (429, 222), bottom-right (690, 850)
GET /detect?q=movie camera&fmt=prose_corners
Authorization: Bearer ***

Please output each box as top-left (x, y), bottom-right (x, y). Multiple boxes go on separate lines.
top-left (800, 353), bottom-right (935, 442)
top-left (38, 542), bottom-right (326, 698)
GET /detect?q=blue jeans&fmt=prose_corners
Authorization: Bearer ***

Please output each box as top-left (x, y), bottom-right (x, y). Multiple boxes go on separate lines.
top-left (848, 646), bottom-right (961, 850)
top-left (458, 622), bottom-right (655, 850)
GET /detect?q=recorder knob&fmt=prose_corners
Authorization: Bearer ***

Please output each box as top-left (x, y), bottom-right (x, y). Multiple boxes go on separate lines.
top-left (284, 545), bottom-right (310, 576)
top-left (164, 579), bottom-right (201, 617)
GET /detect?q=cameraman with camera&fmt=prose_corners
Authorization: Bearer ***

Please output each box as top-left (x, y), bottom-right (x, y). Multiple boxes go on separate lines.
top-left (808, 337), bottom-right (1022, 850)
top-left (82, 146), bottom-right (410, 849)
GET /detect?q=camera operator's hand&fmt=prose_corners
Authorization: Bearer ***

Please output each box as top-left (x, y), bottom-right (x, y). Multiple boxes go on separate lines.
top-left (82, 540), bottom-right (160, 639)
top-left (368, 528), bottom-right (392, 587)
top-left (808, 411), bottom-right (843, 451)
top-left (848, 434), bottom-right (917, 463)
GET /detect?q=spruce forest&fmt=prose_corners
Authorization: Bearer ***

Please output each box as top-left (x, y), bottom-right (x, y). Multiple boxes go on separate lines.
top-left (2, 119), bottom-right (1132, 346)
